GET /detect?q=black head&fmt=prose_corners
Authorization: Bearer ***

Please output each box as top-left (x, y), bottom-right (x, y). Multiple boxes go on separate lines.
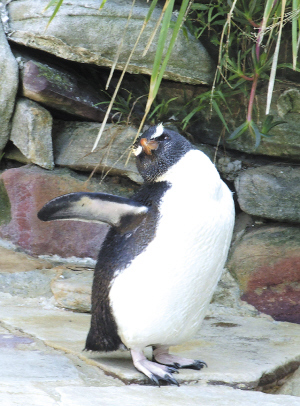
top-left (133, 124), bottom-right (193, 183)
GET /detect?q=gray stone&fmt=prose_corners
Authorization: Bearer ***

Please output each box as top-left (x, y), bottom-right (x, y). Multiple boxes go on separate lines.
top-left (1, 294), bottom-right (300, 390)
top-left (53, 121), bottom-right (143, 183)
top-left (0, 246), bottom-right (55, 298)
top-left (51, 266), bottom-right (93, 312)
top-left (2, 144), bottom-right (31, 165)
top-left (278, 366), bottom-right (300, 396)
top-left (57, 385), bottom-right (300, 406)
top-left (0, 18), bottom-right (18, 152)
top-left (10, 98), bottom-right (54, 170)
top-left (235, 165), bottom-right (300, 223)
top-left (7, 0), bottom-right (215, 85)
top-left (21, 60), bottom-right (108, 122)
top-left (0, 269), bottom-right (58, 298)
top-left (217, 157), bottom-right (242, 181)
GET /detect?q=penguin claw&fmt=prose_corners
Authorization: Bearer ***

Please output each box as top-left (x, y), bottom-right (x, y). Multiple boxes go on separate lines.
top-left (163, 373), bottom-right (180, 386)
top-left (180, 360), bottom-right (207, 370)
top-left (166, 366), bottom-right (179, 374)
top-left (149, 372), bottom-right (179, 387)
top-left (149, 374), bottom-right (160, 386)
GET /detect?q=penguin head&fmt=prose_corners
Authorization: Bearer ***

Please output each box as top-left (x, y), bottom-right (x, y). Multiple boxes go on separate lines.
top-left (133, 124), bottom-right (193, 183)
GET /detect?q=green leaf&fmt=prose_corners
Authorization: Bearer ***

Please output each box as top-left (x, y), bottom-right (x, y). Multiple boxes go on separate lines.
top-left (227, 121), bottom-right (249, 141)
top-left (211, 100), bottom-right (229, 132)
top-left (251, 121), bottom-right (262, 149)
top-left (261, 115), bottom-right (286, 133)
top-left (191, 4), bottom-right (210, 11)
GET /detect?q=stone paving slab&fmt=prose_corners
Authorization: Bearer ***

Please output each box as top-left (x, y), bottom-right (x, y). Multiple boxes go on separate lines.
top-left (56, 385), bottom-right (300, 406)
top-left (87, 315), bottom-right (300, 388)
top-left (0, 383), bottom-right (57, 406)
top-left (0, 246), bottom-right (52, 272)
top-left (0, 294), bottom-right (300, 390)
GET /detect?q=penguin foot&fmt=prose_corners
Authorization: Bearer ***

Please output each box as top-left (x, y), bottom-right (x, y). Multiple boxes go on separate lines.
top-left (153, 345), bottom-right (207, 370)
top-left (131, 349), bottom-right (179, 386)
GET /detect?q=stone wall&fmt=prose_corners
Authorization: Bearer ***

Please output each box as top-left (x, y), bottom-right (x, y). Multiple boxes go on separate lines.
top-left (0, 0), bottom-right (299, 324)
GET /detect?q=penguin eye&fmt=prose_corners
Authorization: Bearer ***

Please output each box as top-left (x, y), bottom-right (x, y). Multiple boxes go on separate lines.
top-left (155, 134), bottom-right (170, 142)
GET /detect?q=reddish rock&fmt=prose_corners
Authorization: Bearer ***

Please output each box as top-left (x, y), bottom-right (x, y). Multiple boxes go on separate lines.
top-left (0, 166), bottom-right (109, 258)
top-left (21, 60), bottom-right (109, 122)
top-left (227, 225), bottom-right (300, 323)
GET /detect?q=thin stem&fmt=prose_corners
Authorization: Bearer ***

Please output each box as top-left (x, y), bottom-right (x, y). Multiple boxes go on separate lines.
top-left (247, 73), bottom-right (259, 122)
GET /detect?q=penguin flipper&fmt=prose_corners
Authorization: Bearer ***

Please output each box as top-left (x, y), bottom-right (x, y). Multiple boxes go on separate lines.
top-left (37, 192), bottom-right (148, 229)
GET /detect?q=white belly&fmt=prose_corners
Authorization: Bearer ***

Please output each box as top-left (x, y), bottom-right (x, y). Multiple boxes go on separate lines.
top-left (109, 150), bottom-right (235, 349)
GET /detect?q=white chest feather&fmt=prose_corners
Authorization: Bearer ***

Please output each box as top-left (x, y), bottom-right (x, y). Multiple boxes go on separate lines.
top-left (109, 150), bottom-right (235, 349)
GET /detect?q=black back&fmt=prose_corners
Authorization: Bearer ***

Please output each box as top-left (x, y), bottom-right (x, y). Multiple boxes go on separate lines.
top-left (85, 181), bottom-right (171, 352)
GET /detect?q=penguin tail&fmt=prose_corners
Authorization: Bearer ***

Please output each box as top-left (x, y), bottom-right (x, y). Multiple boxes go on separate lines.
top-left (85, 326), bottom-right (123, 353)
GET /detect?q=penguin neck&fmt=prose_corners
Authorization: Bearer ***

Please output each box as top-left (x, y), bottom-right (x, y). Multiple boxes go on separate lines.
top-left (155, 149), bottom-right (221, 196)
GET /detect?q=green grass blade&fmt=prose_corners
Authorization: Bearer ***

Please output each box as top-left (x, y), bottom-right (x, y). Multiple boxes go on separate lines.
top-left (99, 0), bottom-right (108, 11)
top-left (43, 0), bottom-right (60, 11)
top-left (145, 0), bottom-right (160, 23)
top-left (150, 0), bottom-right (174, 93)
top-left (258, 0), bottom-right (276, 47)
top-left (44, 0), bottom-right (64, 28)
top-left (150, 0), bottom-right (190, 101)
top-left (212, 99), bottom-right (229, 132)
top-left (292, 0), bottom-right (299, 70)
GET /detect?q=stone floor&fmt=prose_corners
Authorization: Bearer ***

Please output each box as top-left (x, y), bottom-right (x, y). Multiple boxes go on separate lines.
top-left (1, 244), bottom-right (300, 405)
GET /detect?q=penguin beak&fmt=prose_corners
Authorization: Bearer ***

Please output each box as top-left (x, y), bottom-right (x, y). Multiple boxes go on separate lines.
top-left (140, 138), bottom-right (159, 156)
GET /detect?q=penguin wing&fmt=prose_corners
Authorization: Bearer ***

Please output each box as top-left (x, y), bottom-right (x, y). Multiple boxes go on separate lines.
top-left (37, 192), bottom-right (148, 229)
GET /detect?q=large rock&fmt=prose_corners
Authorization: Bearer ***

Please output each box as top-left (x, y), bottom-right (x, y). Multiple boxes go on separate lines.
top-left (10, 98), bottom-right (54, 170)
top-left (0, 166), bottom-right (110, 258)
top-left (227, 225), bottom-right (300, 323)
top-left (20, 59), bottom-right (108, 122)
top-left (0, 18), bottom-right (18, 153)
top-left (235, 165), bottom-right (300, 223)
top-left (7, 0), bottom-right (215, 85)
top-left (53, 121), bottom-right (143, 183)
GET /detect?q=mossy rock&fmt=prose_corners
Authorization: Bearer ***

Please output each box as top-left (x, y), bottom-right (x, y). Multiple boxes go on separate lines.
top-left (0, 179), bottom-right (11, 226)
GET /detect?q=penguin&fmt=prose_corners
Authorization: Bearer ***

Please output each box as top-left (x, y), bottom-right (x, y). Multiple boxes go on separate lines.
top-left (38, 124), bottom-right (235, 386)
